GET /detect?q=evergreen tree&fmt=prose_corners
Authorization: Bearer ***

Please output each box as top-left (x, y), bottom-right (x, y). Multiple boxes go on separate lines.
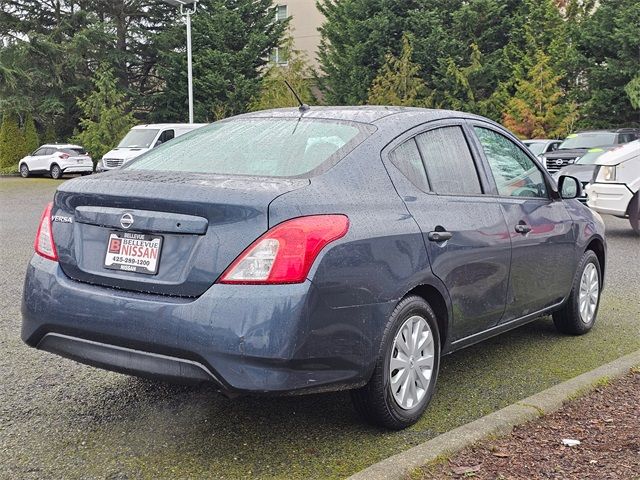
top-left (0, 113), bottom-right (26, 169)
top-left (317, 0), bottom-right (417, 105)
top-left (577, 0), bottom-right (640, 127)
top-left (503, 49), bottom-right (577, 138)
top-left (151, 0), bottom-right (287, 122)
top-left (367, 34), bottom-right (427, 106)
top-left (42, 124), bottom-right (57, 144)
top-left (73, 65), bottom-right (136, 162)
top-left (251, 36), bottom-right (315, 111)
top-left (23, 113), bottom-right (39, 154)
top-left (625, 75), bottom-right (640, 110)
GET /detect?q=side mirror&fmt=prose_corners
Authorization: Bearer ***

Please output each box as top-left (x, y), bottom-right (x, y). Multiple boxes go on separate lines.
top-left (558, 175), bottom-right (582, 199)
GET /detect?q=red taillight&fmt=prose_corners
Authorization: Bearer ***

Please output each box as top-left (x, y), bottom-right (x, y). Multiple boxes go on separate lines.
top-left (34, 202), bottom-right (58, 261)
top-left (59, 153), bottom-right (69, 159)
top-left (219, 215), bottom-right (349, 284)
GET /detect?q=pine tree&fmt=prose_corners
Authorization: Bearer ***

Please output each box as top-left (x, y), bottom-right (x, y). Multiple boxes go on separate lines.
top-left (23, 114), bottom-right (39, 155)
top-left (317, 0), bottom-right (417, 105)
top-left (152, 0), bottom-right (287, 122)
top-left (251, 35), bottom-right (315, 111)
top-left (0, 113), bottom-right (27, 169)
top-left (502, 49), bottom-right (577, 139)
top-left (73, 65), bottom-right (136, 162)
top-left (42, 124), bottom-right (57, 144)
top-left (367, 35), bottom-right (427, 106)
top-left (576, 0), bottom-right (640, 127)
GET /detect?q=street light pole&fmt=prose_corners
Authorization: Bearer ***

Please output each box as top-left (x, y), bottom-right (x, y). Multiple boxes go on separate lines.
top-left (185, 6), bottom-right (194, 124)
top-left (161, 0), bottom-right (198, 124)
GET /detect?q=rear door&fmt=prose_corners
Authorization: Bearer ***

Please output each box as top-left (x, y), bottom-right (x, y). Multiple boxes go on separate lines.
top-left (470, 124), bottom-right (576, 320)
top-left (383, 121), bottom-right (511, 340)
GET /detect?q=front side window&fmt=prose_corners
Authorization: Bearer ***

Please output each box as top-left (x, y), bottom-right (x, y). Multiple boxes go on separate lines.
top-left (474, 127), bottom-right (548, 198)
top-left (415, 126), bottom-right (482, 195)
top-left (390, 138), bottom-right (430, 192)
top-left (128, 118), bottom-right (373, 178)
top-left (155, 129), bottom-right (175, 147)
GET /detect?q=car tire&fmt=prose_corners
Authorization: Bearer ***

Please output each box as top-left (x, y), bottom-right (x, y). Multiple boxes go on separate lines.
top-left (629, 192), bottom-right (640, 236)
top-left (50, 164), bottom-right (62, 180)
top-left (350, 295), bottom-right (440, 430)
top-left (19, 164), bottom-right (29, 178)
top-left (553, 250), bottom-right (601, 335)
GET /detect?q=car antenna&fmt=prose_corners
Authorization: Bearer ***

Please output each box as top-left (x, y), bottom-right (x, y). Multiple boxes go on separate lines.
top-left (284, 80), bottom-right (310, 114)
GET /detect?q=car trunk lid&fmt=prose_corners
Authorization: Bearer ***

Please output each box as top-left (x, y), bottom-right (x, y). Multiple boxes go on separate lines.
top-left (52, 170), bottom-right (308, 296)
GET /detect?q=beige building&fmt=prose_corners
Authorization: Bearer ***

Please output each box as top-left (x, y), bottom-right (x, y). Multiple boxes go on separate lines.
top-left (274, 1), bottom-right (325, 69)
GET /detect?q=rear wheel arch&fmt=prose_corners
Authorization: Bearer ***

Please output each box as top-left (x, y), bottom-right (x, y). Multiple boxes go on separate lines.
top-left (403, 284), bottom-right (450, 349)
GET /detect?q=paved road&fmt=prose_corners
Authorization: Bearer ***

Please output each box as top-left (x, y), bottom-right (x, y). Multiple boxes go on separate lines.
top-left (1, 177), bottom-right (639, 479)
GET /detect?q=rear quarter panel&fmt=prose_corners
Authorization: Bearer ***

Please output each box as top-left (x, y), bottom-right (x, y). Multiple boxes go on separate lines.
top-left (267, 135), bottom-right (450, 381)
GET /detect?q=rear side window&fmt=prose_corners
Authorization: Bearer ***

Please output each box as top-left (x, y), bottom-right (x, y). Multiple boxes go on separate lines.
top-left (390, 138), bottom-right (430, 192)
top-left (128, 118), bottom-right (374, 177)
top-left (415, 126), bottom-right (482, 195)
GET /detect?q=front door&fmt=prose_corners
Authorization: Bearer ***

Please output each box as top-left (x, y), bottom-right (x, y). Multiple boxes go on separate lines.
top-left (30, 147), bottom-right (49, 171)
top-left (385, 123), bottom-right (512, 340)
top-left (471, 125), bottom-right (576, 321)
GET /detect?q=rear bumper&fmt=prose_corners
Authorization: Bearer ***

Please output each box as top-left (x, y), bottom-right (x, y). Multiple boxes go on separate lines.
top-left (22, 255), bottom-right (385, 394)
top-left (37, 333), bottom-right (219, 384)
top-left (586, 183), bottom-right (633, 217)
top-left (61, 164), bottom-right (93, 173)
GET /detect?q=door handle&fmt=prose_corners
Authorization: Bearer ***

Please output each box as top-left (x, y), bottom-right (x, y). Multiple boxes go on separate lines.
top-left (428, 230), bottom-right (453, 242)
top-left (514, 223), bottom-right (532, 234)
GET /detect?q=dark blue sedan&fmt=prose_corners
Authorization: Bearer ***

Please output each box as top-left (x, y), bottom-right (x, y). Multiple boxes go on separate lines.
top-left (22, 107), bottom-right (606, 429)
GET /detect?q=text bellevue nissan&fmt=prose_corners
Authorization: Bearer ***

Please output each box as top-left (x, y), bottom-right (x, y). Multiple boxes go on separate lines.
top-left (22, 107), bottom-right (606, 429)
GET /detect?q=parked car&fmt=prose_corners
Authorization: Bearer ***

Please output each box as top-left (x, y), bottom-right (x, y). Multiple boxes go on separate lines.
top-left (552, 146), bottom-right (615, 203)
top-left (522, 139), bottom-right (561, 157)
top-left (541, 128), bottom-right (639, 173)
top-left (22, 107), bottom-right (606, 430)
top-left (18, 144), bottom-right (93, 179)
top-left (97, 123), bottom-right (207, 171)
top-left (586, 140), bottom-right (640, 235)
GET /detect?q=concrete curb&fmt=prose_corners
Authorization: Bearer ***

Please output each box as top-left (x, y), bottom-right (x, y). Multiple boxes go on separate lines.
top-left (348, 349), bottom-right (640, 480)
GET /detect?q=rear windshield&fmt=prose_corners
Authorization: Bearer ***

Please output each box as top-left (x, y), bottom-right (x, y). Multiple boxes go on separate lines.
top-left (126, 118), bottom-right (374, 177)
top-left (559, 132), bottom-right (617, 150)
top-left (118, 129), bottom-right (160, 148)
top-left (60, 147), bottom-right (87, 155)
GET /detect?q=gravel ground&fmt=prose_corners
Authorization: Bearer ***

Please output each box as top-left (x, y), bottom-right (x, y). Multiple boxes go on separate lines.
top-left (1, 177), bottom-right (639, 480)
top-left (416, 369), bottom-right (640, 479)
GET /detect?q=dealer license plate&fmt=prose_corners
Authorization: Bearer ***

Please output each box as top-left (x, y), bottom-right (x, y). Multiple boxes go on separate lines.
top-left (104, 232), bottom-right (163, 275)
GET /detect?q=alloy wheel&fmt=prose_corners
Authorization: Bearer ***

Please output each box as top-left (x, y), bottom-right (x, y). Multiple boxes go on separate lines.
top-left (578, 263), bottom-right (599, 324)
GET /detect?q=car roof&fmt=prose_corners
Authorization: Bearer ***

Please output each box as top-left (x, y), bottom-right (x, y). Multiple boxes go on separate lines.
top-left (131, 123), bottom-right (208, 129)
top-left (238, 106), bottom-right (486, 123)
top-left (41, 144), bottom-right (84, 149)
top-left (524, 139), bottom-right (558, 143)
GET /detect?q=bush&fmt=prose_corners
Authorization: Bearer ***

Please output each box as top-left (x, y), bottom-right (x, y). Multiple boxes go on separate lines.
top-left (0, 113), bottom-right (27, 169)
top-left (23, 113), bottom-right (39, 154)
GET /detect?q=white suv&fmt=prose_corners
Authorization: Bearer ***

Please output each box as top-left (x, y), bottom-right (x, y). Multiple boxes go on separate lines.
top-left (19, 144), bottom-right (93, 179)
top-left (586, 140), bottom-right (640, 235)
